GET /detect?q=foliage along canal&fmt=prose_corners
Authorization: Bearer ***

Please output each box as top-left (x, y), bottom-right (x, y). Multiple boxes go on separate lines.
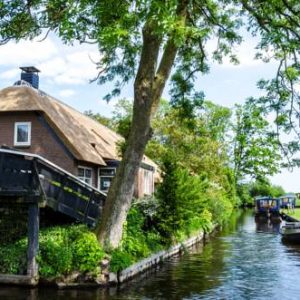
top-left (2, 209), bottom-right (300, 300)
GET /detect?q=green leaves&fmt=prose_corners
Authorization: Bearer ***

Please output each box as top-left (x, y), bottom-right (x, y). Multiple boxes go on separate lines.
top-left (233, 100), bottom-right (281, 183)
top-left (38, 225), bottom-right (104, 277)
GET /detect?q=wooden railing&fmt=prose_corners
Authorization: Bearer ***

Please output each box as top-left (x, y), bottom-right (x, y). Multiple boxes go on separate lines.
top-left (0, 148), bottom-right (106, 228)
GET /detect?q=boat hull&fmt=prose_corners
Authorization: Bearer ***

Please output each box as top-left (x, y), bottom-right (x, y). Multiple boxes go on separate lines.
top-left (281, 233), bottom-right (300, 243)
top-left (281, 223), bottom-right (300, 243)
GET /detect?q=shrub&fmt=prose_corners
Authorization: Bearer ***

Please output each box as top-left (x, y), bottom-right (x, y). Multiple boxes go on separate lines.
top-left (0, 238), bottom-right (27, 274)
top-left (156, 157), bottom-right (212, 243)
top-left (121, 207), bottom-right (151, 259)
top-left (0, 225), bottom-right (105, 278)
top-left (110, 249), bottom-right (133, 273)
top-left (37, 225), bottom-right (104, 277)
top-left (72, 232), bottom-right (105, 273)
top-left (38, 226), bottom-right (73, 277)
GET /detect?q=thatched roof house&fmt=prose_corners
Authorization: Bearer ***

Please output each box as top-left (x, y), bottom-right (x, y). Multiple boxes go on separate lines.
top-left (0, 69), bottom-right (158, 198)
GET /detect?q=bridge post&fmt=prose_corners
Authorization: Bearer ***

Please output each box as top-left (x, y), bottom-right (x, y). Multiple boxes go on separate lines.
top-left (27, 202), bottom-right (40, 278)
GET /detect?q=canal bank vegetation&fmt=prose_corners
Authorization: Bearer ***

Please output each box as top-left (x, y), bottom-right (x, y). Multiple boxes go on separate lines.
top-left (94, 99), bottom-right (241, 273)
top-left (0, 225), bottom-right (105, 277)
top-left (0, 97), bottom-right (287, 281)
top-left (1, 99), bottom-right (239, 280)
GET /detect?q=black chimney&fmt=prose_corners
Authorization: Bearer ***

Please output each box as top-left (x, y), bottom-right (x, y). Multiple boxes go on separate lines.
top-left (20, 66), bottom-right (40, 89)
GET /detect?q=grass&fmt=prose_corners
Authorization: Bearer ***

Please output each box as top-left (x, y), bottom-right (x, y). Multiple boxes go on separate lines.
top-left (282, 208), bottom-right (300, 221)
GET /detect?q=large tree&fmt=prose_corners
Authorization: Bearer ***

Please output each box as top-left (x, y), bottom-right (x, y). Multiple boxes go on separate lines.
top-left (1, 0), bottom-right (299, 247)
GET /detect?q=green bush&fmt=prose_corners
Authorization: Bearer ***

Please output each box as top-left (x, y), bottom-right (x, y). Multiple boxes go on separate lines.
top-left (121, 207), bottom-right (151, 259)
top-left (110, 249), bottom-right (133, 273)
top-left (156, 157), bottom-right (213, 243)
top-left (38, 226), bottom-right (74, 276)
top-left (73, 232), bottom-right (105, 273)
top-left (0, 238), bottom-right (27, 274)
top-left (0, 225), bottom-right (105, 278)
top-left (38, 225), bottom-right (105, 277)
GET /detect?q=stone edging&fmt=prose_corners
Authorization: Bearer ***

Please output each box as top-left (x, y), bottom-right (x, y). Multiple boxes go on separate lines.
top-left (0, 274), bottom-right (38, 286)
top-left (109, 230), bottom-right (210, 284)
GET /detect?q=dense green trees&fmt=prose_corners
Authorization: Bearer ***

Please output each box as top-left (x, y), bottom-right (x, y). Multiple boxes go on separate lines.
top-left (238, 178), bottom-right (285, 206)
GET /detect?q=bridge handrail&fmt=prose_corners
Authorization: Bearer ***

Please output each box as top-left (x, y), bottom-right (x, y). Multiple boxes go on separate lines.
top-left (0, 148), bottom-right (106, 197)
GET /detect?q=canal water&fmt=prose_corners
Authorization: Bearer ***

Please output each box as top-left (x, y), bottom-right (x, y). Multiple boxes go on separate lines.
top-left (2, 209), bottom-right (300, 300)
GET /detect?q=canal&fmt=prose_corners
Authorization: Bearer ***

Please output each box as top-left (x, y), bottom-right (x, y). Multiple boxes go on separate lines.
top-left (2, 209), bottom-right (300, 300)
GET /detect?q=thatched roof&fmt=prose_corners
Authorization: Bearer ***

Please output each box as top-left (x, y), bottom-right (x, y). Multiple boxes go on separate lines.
top-left (0, 86), bottom-right (158, 173)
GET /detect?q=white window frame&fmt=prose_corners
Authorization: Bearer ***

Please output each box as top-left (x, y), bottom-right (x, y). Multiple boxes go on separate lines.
top-left (98, 167), bottom-right (116, 192)
top-left (78, 166), bottom-right (93, 186)
top-left (14, 122), bottom-right (31, 146)
top-left (143, 169), bottom-right (154, 195)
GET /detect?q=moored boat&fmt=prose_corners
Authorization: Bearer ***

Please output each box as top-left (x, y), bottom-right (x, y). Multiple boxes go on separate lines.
top-left (254, 196), bottom-right (281, 222)
top-left (280, 222), bottom-right (300, 243)
top-left (279, 193), bottom-right (296, 210)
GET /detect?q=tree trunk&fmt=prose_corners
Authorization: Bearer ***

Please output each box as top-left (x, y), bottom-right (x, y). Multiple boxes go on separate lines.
top-left (96, 19), bottom-right (162, 248)
top-left (96, 0), bottom-right (188, 249)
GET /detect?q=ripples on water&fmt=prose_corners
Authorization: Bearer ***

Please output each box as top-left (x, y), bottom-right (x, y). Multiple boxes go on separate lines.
top-left (2, 210), bottom-right (300, 300)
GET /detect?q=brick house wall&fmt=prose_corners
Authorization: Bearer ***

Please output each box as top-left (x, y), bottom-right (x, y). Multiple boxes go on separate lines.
top-left (0, 111), bottom-right (76, 173)
top-left (0, 111), bottom-right (156, 195)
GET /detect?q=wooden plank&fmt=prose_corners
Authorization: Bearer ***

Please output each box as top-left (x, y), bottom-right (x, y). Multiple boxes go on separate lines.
top-left (0, 152), bottom-right (4, 188)
top-left (0, 274), bottom-right (38, 286)
top-left (27, 203), bottom-right (39, 278)
top-left (0, 195), bottom-right (39, 204)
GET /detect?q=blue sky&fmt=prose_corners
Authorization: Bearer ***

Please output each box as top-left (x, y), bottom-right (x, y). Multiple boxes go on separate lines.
top-left (0, 33), bottom-right (299, 192)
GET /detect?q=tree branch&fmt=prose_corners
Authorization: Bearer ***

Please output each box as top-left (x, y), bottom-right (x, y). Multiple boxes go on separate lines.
top-left (152, 0), bottom-right (189, 114)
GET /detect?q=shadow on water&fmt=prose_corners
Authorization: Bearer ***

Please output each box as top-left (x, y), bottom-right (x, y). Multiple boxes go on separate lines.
top-left (255, 219), bottom-right (281, 234)
top-left (3, 209), bottom-right (300, 300)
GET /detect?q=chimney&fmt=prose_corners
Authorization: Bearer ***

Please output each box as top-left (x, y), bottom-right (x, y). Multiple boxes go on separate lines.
top-left (20, 66), bottom-right (40, 89)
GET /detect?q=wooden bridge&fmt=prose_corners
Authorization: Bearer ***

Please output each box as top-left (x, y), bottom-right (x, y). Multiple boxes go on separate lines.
top-left (0, 148), bottom-right (106, 285)
top-left (0, 148), bottom-right (106, 227)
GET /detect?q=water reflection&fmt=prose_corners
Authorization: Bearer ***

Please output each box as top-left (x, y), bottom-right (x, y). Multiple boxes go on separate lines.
top-left (3, 210), bottom-right (300, 300)
top-left (256, 219), bottom-right (281, 234)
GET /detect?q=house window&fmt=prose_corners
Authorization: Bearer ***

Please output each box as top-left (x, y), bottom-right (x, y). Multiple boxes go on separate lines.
top-left (144, 169), bottom-right (153, 195)
top-left (14, 122), bottom-right (31, 146)
top-left (99, 168), bottom-right (116, 192)
top-left (78, 166), bottom-right (92, 185)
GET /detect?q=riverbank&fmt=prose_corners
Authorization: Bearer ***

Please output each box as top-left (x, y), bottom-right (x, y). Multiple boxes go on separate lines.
top-left (0, 224), bottom-right (217, 288)
top-left (0, 183), bottom-right (233, 288)
top-left (6, 210), bottom-right (300, 299)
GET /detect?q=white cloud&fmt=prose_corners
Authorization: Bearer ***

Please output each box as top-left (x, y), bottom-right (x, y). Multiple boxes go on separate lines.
top-left (0, 69), bottom-right (19, 79)
top-left (0, 33), bottom-right (102, 87)
top-left (205, 34), bottom-right (276, 69)
top-left (59, 89), bottom-right (76, 98)
top-left (36, 50), bottom-right (101, 85)
top-left (0, 38), bottom-right (58, 66)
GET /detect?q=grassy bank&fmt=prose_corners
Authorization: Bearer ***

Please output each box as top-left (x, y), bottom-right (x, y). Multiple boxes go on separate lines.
top-left (283, 208), bottom-right (300, 221)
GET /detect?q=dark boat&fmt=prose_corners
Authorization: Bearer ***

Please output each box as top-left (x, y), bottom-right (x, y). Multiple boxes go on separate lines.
top-left (254, 196), bottom-right (281, 222)
top-left (280, 222), bottom-right (300, 243)
top-left (279, 193), bottom-right (296, 210)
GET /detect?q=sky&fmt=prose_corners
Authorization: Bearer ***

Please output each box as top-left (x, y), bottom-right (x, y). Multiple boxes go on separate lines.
top-left (0, 33), bottom-right (299, 193)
